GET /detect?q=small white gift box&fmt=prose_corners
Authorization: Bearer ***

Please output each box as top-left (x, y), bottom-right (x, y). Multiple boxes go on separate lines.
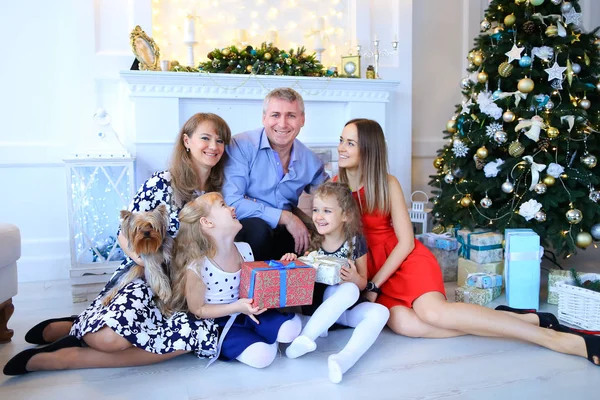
top-left (298, 251), bottom-right (347, 285)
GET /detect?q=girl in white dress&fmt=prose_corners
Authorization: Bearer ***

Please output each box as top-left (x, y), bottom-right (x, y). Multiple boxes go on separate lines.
top-left (170, 192), bottom-right (302, 368)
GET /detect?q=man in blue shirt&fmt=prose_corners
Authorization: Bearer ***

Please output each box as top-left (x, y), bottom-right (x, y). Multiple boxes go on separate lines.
top-left (222, 87), bottom-right (329, 261)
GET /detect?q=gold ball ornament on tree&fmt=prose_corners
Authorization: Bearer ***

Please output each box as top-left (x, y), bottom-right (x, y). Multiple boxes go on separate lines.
top-left (504, 14), bottom-right (517, 26)
top-left (534, 211), bottom-right (547, 222)
top-left (498, 61), bottom-right (514, 78)
top-left (545, 24), bottom-right (559, 37)
top-left (560, 173), bottom-right (568, 179)
top-left (542, 175), bottom-right (556, 186)
top-left (566, 208), bottom-right (583, 224)
top-left (473, 53), bottom-right (484, 66)
top-left (246, 64), bottom-right (253, 73)
top-left (446, 120), bottom-right (458, 133)
top-left (503, 110), bottom-right (516, 123)
top-left (576, 232), bottom-right (593, 248)
top-left (546, 126), bottom-right (560, 138)
top-left (460, 195), bottom-right (473, 208)
top-left (263, 52), bottom-right (272, 61)
top-left (581, 153), bottom-right (598, 169)
top-left (468, 51), bottom-right (476, 62)
top-left (477, 71), bottom-right (489, 84)
top-left (433, 157), bottom-right (444, 169)
top-left (508, 141), bottom-right (525, 157)
top-left (518, 77), bottom-right (535, 93)
top-left (476, 146), bottom-right (489, 159)
top-left (221, 48), bottom-right (231, 56)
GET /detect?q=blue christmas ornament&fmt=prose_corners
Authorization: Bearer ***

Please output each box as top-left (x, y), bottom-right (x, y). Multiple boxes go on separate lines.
top-left (519, 55), bottom-right (532, 68)
top-left (250, 49), bottom-right (257, 56)
top-left (492, 90), bottom-right (502, 100)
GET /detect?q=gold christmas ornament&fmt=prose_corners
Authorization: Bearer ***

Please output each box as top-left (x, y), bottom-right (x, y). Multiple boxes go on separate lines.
top-left (566, 208), bottom-right (583, 224)
top-left (545, 24), bottom-right (558, 37)
top-left (431, 225), bottom-right (445, 234)
top-left (468, 51), bottom-right (476, 62)
top-left (576, 232), bottom-right (593, 248)
top-left (517, 77), bottom-right (535, 93)
top-left (222, 48), bottom-right (231, 56)
top-left (560, 173), bottom-right (568, 179)
top-left (581, 153), bottom-right (598, 168)
top-left (476, 146), bottom-right (489, 159)
top-left (498, 61), bottom-right (514, 78)
top-left (546, 126), bottom-right (560, 138)
top-left (246, 64), bottom-right (253, 73)
top-left (477, 71), bottom-right (489, 84)
top-left (473, 53), bottom-right (484, 66)
top-left (508, 140), bottom-right (525, 157)
top-left (263, 52), bottom-right (272, 60)
top-left (503, 110), bottom-right (516, 123)
top-left (285, 58), bottom-right (292, 65)
top-left (504, 14), bottom-right (516, 26)
top-left (460, 195), bottom-right (473, 208)
top-left (433, 157), bottom-right (444, 169)
top-left (446, 120), bottom-right (458, 133)
top-left (542, 175), bottom-right (556, 186)
top-left (579, 98), bottom-right (591, 110)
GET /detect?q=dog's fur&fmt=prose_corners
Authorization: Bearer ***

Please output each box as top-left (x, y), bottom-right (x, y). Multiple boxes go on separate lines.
top-left (100, 205), bottom-right (173, 315)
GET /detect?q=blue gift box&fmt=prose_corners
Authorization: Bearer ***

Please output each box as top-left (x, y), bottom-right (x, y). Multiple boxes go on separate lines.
top-left (504, 228), bottom-right (543, 311)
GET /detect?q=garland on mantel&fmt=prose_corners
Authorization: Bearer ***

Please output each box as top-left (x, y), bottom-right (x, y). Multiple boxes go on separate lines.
top-left (171, 42), bottom-right (337, 77)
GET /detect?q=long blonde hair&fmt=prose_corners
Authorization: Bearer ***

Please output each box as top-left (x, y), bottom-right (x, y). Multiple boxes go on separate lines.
top-left (169, 192), bottom-right (221, 312)
top-left (309, 181), bottom-right (362, 256)
top-left (169, 113), bottom-right (232, 207)
top-left (338, 119), bottom-right (390, 215)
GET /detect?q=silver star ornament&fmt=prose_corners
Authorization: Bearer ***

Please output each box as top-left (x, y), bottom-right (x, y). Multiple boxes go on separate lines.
top-left (563, 8), bottom-right (582, 27)
top-left (505, 44), bottom-right (524, 63)
top-left (545, 61), bottom-right (567, 81)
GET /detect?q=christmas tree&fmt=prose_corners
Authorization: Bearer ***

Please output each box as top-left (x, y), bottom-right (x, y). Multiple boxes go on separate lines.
top-left (429, 0), bottom-right (600, 258)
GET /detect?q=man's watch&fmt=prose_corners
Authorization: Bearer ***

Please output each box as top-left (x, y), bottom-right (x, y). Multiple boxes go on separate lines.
top-left (366, 281), bottom-right (381, 294)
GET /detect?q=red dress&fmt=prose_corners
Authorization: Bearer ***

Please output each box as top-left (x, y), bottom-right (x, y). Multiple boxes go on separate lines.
top-left (353, 187), bottom-right (446, 309)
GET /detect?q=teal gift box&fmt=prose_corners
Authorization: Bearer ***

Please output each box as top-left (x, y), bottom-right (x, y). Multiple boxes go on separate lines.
top-left (456, 229), bottom-right (503, 264)
top-left (504, 228), bottom-right (543, 311)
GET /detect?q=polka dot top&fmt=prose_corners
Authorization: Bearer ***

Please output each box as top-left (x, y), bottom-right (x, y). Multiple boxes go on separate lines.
top-left (188, 242), bottom-right (253, 305)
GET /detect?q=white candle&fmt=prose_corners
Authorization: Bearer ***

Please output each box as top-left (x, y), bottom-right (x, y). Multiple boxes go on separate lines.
top-left (373, 33), bottom-right (378, 41)
top-left (268, 30), bottom-right (277, 45)
top-left (316, 17), bottom-right (325, 31)
top-left (184, 16), bottom-right (195, 43)
top-left (238, 29), bottom-right (248, 44)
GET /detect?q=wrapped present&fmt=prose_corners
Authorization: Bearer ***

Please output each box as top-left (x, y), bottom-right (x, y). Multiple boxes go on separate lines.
top-left (416, 233), bottom-right (459, 251)
top-left (455, 285), bottom-right (502, 306)
top-left (504, 228), bottom-right (543, 311)
top-left (547, 269), bottom-right (575, 305)
top-left (298, 251), bottom-right (346, 285)
top-left (457, 257), bottom-right (504, 287)
top-left (466, 272), bottom-right (503, 289)
top-left (456, 229), bottom-right (503, 264)
top-left (239, 260), bottom-right (316, 309)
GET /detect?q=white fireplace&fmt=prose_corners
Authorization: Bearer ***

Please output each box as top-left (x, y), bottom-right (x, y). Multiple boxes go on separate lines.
top-left (119, 71), bottom-right (402, 189)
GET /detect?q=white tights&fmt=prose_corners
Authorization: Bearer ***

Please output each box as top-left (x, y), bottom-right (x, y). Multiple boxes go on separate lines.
top-left (235, 314), bottom-right (301, 369)
top-left (285, 283), bottom-right (390, 383)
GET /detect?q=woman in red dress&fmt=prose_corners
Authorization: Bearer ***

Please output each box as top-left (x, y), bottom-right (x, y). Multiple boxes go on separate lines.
top-left (335, 118), bottom-right (599, 366)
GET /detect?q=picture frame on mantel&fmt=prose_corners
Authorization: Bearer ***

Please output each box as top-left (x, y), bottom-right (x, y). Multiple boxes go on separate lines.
top-left (341, 54), bottom-right (361, 78)
top-left (130, 25), bottom-right (161, 71)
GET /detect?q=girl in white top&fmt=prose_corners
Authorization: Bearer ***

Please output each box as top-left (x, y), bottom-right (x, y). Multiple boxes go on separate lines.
top-left (282, 181), bottom-right (390, 383)
top-left (170, 192), bottom-right (301, 368)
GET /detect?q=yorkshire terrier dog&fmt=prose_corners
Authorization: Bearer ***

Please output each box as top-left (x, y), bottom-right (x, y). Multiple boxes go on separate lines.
top-left (101, 204), bottom-right (173, 314)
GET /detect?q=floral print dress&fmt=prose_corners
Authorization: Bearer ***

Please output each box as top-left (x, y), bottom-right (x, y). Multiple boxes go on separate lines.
top-left (70, 171), bottom-right (218, 357)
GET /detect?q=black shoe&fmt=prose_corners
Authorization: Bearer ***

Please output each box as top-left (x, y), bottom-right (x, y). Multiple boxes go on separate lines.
top-left (494, 305), bottom-right (559, 329)
top-left (553, 324), bottom-right (600, 366)
top-left (24, 316), bottom-right (77, 345)
top-left (3, 335), bottom-right (82, 376)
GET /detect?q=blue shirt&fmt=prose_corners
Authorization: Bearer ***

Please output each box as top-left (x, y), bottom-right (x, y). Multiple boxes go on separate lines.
top-left (223, 128), bottom-right (329, 228)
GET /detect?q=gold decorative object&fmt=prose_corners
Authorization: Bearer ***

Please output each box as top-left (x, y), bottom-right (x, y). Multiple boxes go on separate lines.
top-left (546, 126), bottom-right (559, 138)
top-left (560, 173), bottom-right (568, 179)
top-left (503, 110), bottom-right (516, 123)
top-left (476, 146), bottom-right (489, 159)
top-left (566, 208), bottom-right (583, 224)
top-left (517, 77), bottom-right (534, 93)
top-left (446, 120), bottom-right (457, 133)
top-left (130, 25), bottom-right (160, 71)
top-left (460, 195), bottom-right (473, 208)
top-left (473, 53), bottom-right (484, 66)
top-left (263, 52), bottom-right (272, 61)
top-left (545, 24), bottom-right (558, 37)
top-left (433, 157), bottom-right (444, 169)
top-left (581, 153), bottom-right (598, 168)
top-left (504, 14), bottom-right (516, 26)
top-left (576, 232), bottom-right (593, 248)
top-left (366, 65), bottom-right (376, 79)
top-left (508, 141), bottom-right (525, 157)
top-left (542, 175), bottom-right (556, 186)
top-left (477, 71), bottom-right (488, 84)
top-left (432, 225), bottom-right (445, 234)
top-left (341, 54), bottom-right (361, 78)
top-left (498, 61), bottom-right (514, 77)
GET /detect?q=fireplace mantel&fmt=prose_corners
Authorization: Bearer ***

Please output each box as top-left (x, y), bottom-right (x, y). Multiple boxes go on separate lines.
top-left (119, 71), bottom-right (403, 188)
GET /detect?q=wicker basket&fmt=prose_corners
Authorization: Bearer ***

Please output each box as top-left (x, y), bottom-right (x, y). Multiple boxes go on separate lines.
top-left (554, 273), bottom-right (600, 331)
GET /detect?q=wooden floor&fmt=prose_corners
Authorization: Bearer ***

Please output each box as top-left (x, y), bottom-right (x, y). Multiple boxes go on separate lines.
top-left (0, 279), bottom-right (598, 400)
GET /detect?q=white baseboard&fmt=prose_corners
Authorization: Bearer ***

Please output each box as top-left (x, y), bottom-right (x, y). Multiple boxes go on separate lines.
top-left (18, 255), bottom-right (71, 282)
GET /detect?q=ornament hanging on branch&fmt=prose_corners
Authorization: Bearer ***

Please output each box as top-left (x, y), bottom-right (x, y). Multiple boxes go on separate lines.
top-left (515, 115), bottom-right (547, 142)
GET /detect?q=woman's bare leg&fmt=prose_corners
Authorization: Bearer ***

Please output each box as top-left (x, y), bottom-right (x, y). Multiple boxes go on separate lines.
top-left (82, 327), bottom-right (132, 352)
top-left (387, 305), bottom-right (466, 338)
top-left (26, 347), bottom-right (188, 371)
top-left (43, 322), bottom-right (74, 343)
top-left (411, 292), bottom-right (586, 358)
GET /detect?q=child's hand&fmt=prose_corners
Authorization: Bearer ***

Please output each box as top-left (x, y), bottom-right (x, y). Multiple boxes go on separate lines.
top-left (281, 252), bottom-right (298, 261)
top-left (236, 298), bottom-right (267, 324)
top-left (340, 259), bottom-right (359, 285)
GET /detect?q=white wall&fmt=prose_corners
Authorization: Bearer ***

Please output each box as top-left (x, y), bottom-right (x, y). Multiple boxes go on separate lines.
top-left (0, 0), bottom-right (409, 282)
top-left (411, 0), bottom-right (600, 269)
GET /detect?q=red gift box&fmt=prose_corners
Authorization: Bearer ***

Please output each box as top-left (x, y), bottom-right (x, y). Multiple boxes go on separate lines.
top-left (239, 260), bottom-right (316, 309)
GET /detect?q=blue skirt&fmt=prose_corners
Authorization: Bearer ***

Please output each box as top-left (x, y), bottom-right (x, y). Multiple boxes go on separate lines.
top-left (215, 310), bottom-right (293, 361)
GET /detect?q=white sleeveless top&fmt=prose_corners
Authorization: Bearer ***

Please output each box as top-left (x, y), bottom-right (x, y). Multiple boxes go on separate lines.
top-left (187, 242), bottom-right (254, 305)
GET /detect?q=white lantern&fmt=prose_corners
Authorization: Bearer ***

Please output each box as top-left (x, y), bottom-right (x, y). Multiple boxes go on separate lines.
top-left (64, 109), bottom-right (135, 302)
top-left (409, 191), bottom-right (432, 234)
